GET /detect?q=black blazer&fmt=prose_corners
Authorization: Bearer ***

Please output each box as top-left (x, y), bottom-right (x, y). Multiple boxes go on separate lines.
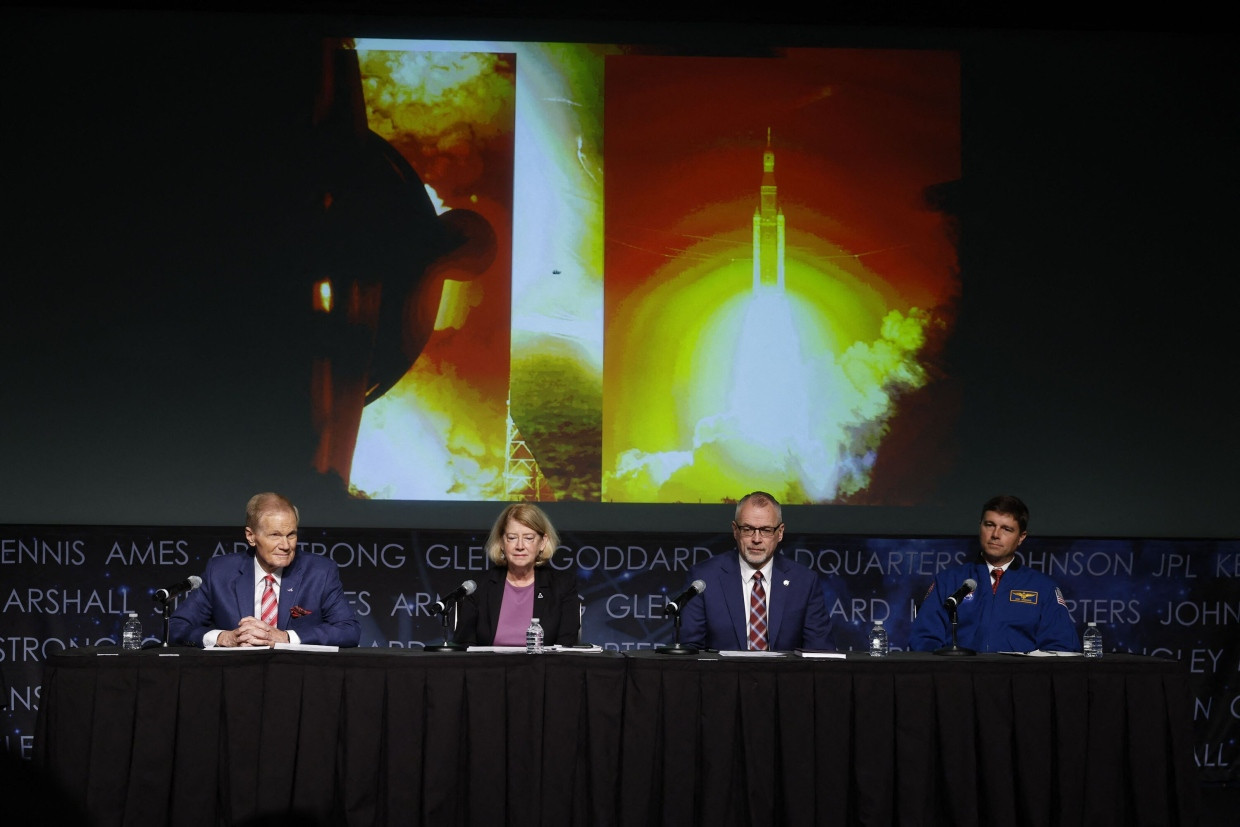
top-left (453, 565), bottom-right (581, 646)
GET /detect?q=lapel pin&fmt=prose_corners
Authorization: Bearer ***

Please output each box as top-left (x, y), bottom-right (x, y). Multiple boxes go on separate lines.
top-left (783, 580), bottom-right (790, 586)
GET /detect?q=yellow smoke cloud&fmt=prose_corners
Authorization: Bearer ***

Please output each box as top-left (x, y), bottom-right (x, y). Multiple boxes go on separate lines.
top-left (350, 358), bottom-right (507, 500)
top-left (604, 251), bottom-right (939, 504)
top-left (358, 51), bottom-right (515, 153)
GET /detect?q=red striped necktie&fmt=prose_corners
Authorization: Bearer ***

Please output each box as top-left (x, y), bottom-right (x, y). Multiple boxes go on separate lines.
top-left (261, 574), bottom-right (278, 626)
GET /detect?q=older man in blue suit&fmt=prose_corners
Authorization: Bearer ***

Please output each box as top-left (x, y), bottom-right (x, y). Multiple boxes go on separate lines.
top-left (170, 492), bottom-right (360, 648)
top-left (680, 491), bottom-right (833, 652)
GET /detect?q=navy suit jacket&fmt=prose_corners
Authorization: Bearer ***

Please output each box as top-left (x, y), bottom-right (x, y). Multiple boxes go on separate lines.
top-left (679, 551), bottom-right (834, 651)
top-left (169, 551), bottom-right (361, 647)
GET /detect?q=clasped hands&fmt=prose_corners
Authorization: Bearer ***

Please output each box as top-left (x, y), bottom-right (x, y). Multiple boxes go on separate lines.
top-left (217, 616), bottom-right (291, 648)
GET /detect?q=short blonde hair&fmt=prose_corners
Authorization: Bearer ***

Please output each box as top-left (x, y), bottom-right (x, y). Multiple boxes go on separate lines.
top-left (485, 503), bottom-right (559, 567)
top-left (245, 492), bottom-right (299, 530)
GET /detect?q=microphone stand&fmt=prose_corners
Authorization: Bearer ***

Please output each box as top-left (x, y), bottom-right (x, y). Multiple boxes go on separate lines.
top-left (424, 604), bottom-right (467, 652)
top-left (156, 597), bottom-right (173, 648)
top-left (656, 608), bottom-right (698, 655)
top-left (934, 603), bottom-right (976, 656)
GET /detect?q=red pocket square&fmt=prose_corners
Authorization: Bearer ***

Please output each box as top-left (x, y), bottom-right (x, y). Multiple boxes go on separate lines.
top-left (289, 605), bottom-right (312, 618)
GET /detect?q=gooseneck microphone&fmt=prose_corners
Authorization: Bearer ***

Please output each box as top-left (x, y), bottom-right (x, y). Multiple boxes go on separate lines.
top-left (431, 580), bottom-right (477, 615)
top-left (664, 580), bottom-right (706, 616)
top-left (153, 575), bottom-right (202, 603)
top-left (944, 578), bottom-right (978, 609)
top-left (658, 580), bottom-right (707, 654)
top-left (936, 578), bottom-right (979, 656)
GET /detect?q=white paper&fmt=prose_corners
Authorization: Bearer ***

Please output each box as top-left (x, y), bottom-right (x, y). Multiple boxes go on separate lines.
top-left (466, 645), bottom-right (527, 653)
top-left (273, 642), bottom-right (340, 653)
top-left (203, 645), bottom-right (271, 653)
top-left (548, 644), bottom-right (605, 653)
top-left (464, 645), bottom-right (605, 653)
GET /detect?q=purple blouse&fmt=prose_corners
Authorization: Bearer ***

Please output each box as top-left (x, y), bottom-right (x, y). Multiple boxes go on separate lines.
top-left (493, 579), bottom-right (535, 646)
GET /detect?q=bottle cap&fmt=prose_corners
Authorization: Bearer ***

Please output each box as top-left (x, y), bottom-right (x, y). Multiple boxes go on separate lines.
top-left (1087, 621), bottom-right (1097, 627)
top-left (531, 618), bottom-right (540, 623)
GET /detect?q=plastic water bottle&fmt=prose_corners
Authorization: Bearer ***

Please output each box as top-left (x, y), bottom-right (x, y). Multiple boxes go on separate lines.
top-left (526, 617), bottom-right (544, 654)
top-left (868, 619), bottom-right (889, 657)
top-left (1083, 622), bottom-right (1103, 659)
top-left (122, 612), bottom-right (142, 650)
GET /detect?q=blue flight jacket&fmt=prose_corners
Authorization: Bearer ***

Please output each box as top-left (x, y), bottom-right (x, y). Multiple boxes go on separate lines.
top-left (908, 557), bottom-right (1080, 653)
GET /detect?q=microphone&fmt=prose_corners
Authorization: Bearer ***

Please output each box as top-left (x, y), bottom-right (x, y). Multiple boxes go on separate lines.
top-left (944, 578), bottom-right (978, 608)
top-left (664, 580), bottom-right (706, 616)
top-left (153, 575), bottom-right (202, 603)
top-left (431, 580), bottom-right (477, 615)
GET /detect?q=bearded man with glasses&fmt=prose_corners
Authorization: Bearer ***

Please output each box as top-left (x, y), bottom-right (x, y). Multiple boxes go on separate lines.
top-left (678, 491), bottom-right (833, 652)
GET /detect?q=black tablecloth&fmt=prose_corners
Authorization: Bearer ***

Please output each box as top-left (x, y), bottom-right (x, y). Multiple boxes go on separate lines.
top-left (34, 649), bottom-right (1198, 827)
top-left (35, 648), bottom-right (625, 827)
top-left (619, 652), bottom-right (1200, 827)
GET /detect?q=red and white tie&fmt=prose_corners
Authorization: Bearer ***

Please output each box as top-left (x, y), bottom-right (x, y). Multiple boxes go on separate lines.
top-left (261, 574), bottom-right (278, 626)
top-left (748, 571), bottom-right (768, 651)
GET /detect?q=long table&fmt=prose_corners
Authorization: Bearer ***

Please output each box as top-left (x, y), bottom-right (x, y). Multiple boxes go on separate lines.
top-left (620, 651), bottom-right (1200, 827)
top-left (34, 649), bottom-right (1199, 826)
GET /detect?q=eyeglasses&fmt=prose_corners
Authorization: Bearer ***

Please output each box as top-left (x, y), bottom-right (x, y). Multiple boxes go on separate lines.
top-left (735, 523), bottom-right (782, 537)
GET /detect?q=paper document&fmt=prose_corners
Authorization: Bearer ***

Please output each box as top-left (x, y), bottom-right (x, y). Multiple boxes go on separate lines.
top-left (549, 644), bottom-right (605, 653)
top-left (205, 642), bottom-right (339, 653)
top-left (465, 645), bottom-right (606, 653)
top-left (467, 646), bottom-right (527, 653)
top-left (717, 650), bottom-right (787, 658)
top-left (204, 645), bottom-right (271, 653)
top-left (1000, 650), bottom-right (1082, 657)
top-left (273, 642), bottom-right (340, 653)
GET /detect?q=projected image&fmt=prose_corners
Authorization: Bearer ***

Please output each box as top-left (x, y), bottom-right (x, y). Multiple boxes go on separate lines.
top-left (343, 39), bottom-right (611, 502)
top-left (336, 46), bottom-right (518, 500)
top-left (602, 49), bottom-right (960, 504)
top-left (330, 41), bottom-right (959, 505)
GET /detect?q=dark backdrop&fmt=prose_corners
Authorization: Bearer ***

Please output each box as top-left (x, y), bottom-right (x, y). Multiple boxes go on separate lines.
top-left (1, 6), bottom-right (1237, 820)
top-left (1, 7), bottom-right (1236, 537)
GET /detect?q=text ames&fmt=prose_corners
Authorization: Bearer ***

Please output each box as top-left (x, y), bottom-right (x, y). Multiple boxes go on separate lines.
top-left (105, 540), bottom-right (189, 567)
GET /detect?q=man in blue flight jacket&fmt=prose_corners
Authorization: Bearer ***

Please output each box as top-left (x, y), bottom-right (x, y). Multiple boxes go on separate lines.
top-left (909, 495), bottom-right (1079, 653)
